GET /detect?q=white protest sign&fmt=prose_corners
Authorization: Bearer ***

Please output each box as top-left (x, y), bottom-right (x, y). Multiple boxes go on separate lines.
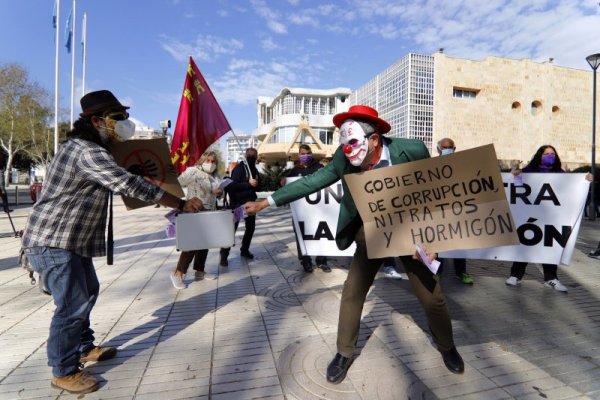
top-left (442, 173), bottom-right (589, 265)
top-left (287, 177), bottom-right (356, 257)
top-left (344, 144), bottom-right (519, 258)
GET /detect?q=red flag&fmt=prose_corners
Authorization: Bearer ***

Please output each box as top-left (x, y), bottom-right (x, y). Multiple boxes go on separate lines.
top-left (171, 57), bottom-right (231, 173)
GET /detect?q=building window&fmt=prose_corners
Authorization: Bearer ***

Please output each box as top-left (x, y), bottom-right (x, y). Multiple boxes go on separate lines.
top-left (452, 87), bottom-right (478, 99)
top-left (318, 129), bottom-right (334, 145)
top-left (282, 94), bottom-right (294, 114)
top-left (531, 100), bottom-right (542, 116)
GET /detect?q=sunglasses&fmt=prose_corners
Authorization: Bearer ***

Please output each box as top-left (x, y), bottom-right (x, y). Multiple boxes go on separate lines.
top-left (103, 111), bottom-right (129, 121)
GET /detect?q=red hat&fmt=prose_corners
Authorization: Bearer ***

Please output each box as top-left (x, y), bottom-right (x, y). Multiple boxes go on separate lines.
top-left (333, 105), bottom-right (391, 133)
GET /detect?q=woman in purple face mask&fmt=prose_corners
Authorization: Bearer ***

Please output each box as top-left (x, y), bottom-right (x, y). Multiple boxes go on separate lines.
top-left (506, 145), bottom-right (568, 291)
top-left (280, 144), bottom-right (331, 273)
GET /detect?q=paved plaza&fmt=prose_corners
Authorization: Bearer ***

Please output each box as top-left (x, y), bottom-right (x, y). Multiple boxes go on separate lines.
top-left (1, 194), bottom-right (600, 400)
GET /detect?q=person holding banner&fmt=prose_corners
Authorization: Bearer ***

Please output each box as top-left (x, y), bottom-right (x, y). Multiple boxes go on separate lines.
top-left (281, 144), bottom-right (332, 273)
top-left (21, 90), bottom-right (203, 394)
top-left (244, 105), bottom-right (463, 383)
top-left (435, 138), bottom-right (474, 285)
top-left (219, 148), bottom-right (260, 266)
top-left (170, 151), bottom-right (223, 289)
top-left (505, 145), bottom-right (583, 292)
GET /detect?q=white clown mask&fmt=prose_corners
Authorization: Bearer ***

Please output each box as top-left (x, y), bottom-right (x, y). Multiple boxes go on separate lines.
top-left (339, 119), bottom-right (369, 166)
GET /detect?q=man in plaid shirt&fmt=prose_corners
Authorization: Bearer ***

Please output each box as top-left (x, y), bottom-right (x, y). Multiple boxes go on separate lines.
top-left (22, 90), bottom-right (202, 394)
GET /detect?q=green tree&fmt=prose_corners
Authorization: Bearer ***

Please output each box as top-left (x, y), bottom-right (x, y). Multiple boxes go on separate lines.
top-left (0, 64), bottom-right (55, 186)
top-left (259, 165), bottom-right (288, 191)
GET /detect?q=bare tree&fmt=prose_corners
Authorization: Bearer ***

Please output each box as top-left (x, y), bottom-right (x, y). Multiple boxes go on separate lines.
top-left (0, 64), bottom-right (54, 186)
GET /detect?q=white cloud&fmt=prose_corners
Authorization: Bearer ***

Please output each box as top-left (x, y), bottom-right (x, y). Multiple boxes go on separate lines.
top-left (211, 58), bottom-right (320, 105)
top-left (160, 34), bottom-right (243, 63)
top-left (250, 0), bottom-right (288, 34)
top-left (261, 37), bottom-right (282, 51)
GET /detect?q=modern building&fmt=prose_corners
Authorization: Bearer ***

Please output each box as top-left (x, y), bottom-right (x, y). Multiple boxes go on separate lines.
top-left (432, 52), bottom-right (595, 169)
top-left (225, 134), bottom-right (257, 171)
top-left (255, 53), bottom-right (598, 170)
top-left (352, 51), bottom-right (598, 170)
top-left (352, 53), bottom-right (436, 150)
top-left (254, 87), bottom-right (352, 165)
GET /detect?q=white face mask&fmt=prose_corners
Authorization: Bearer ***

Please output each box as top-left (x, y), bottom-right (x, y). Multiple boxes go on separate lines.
top-left (339, 119), bottom-right (369, 166)
top-left (101, 117), bottom-right (136, 143)
top-left (441, 148), bottom-right (454, 156)
top-left (113, 119), bottom-right (136, 141)
top-left (202, 162), bottom-right (217, 173)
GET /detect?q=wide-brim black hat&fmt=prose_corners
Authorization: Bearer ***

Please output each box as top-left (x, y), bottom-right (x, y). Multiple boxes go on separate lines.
top-left (80, 90), bottom-right (129, 117)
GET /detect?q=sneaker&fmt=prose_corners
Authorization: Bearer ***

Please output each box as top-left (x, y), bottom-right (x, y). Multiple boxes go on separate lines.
top-left (457, 273), bottom-right (474, 284)
top-left (545, 279), bottom-right (568, 292)
top-left (505, 276), bottom-right (521, 286)
top-left (195, 271), bottom-right (216, 280)
top-left (80, 346), bottom-right (117, 363)
top-left (383, 266), bottom-right (405, 280)
top-left (170, 273), bottom-right (186, 289)
top-left (318, 264), bottom-right (332, 273)
top-left (51, 370), bottom-right (98, 394)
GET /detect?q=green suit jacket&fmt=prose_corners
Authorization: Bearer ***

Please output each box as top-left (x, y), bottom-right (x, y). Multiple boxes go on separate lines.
top-left (272, 137), bottom-right (430, 250)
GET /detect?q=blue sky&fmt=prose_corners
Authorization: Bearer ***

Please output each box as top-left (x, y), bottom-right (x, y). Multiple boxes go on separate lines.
top-left (1, 0), bottom-right (599, 142)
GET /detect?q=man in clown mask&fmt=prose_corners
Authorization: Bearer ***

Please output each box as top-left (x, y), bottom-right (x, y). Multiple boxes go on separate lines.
top-left (22, 90), bottom-right (202, 394)
top-left (244, 105), bottom-right (464, 384)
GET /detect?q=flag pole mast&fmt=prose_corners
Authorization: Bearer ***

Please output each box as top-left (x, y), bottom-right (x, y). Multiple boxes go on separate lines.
top-left (81, 12), bottom-right (87, 97)
top-left (69, 0), bottom-right (76, 129)
top-left (54, 0), bottom-right (60, 155)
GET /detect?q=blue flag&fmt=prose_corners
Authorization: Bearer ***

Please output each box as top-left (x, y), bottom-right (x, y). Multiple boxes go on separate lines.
top-left (52, 0), bottom-right (57, 29)
top-left (65, 9), bottom-right (72, 53)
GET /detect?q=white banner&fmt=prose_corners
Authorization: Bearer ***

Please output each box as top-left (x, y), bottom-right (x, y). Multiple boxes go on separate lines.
top-left (441, 173), bottom-right (589, 265)
top-left (287, 177), bottom-right (356, 257)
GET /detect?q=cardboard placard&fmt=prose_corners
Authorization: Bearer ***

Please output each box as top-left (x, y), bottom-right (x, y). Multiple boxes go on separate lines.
top-left (111, 138), bottom-right (184, 210)
top-left (344, 144), bottom-right (519, 258)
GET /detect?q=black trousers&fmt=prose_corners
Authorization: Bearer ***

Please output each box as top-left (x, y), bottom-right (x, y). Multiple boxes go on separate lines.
top-left (510, 262), bottom-right (557, 281)
top-left (220, 215), bottom-right (256, 257)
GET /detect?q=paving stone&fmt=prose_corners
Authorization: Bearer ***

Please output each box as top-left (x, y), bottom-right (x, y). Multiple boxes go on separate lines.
top-left (1, 202), bottom-right (599, 399)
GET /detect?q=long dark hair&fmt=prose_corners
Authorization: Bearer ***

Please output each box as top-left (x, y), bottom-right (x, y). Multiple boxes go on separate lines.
top-left (66, 117), bottom-right (104, 147)
top-left (526, 145), bottom-right (562, 172)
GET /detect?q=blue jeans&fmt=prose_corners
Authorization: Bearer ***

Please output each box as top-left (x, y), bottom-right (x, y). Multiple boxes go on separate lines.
top-left (25, 247), bottom-right (99, 377)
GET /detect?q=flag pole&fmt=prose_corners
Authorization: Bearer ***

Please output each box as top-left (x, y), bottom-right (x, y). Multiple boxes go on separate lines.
top-left (69, 0), bottom-right (76, 128)
top-left (54, 0), bottom-right (60, 155)
top-left (81, 12), bottom-right (86, 97)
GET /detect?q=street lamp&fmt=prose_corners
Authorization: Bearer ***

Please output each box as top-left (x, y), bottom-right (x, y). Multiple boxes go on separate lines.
top-left (586, 53), bottom-right (600, 220)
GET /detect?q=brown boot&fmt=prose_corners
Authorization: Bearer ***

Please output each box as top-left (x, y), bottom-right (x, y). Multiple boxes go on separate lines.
top-left (80, 346), bottom-right (117, 363)
top-left (51, 370), bottom-right (98, 394)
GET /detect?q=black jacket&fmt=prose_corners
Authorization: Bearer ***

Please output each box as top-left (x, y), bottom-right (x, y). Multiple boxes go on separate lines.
top-left (285, 159), bottom-right (323, 178)
top-left (227, 161), bottom-right (259, 208)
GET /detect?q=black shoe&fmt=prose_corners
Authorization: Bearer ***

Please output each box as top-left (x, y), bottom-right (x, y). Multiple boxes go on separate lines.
top-left (302, 260), bottom-right (314, 273)
top-left (240, 250), bottom-right (254, 259)
top-left (326, 353), bottom-right (353, 384)
top-left (318, 264), bottom-right (332, 273)
top-left (219, 256), bottom-right (228, 267)
top-left (588, 250), bottom-right (600, 259)
top-left (440, 347), bottom-right (464, 374)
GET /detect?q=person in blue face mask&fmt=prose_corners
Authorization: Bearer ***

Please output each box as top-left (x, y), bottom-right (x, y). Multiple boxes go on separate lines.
top-left (436, 138), bottom-right (474, 285)
top-left (280, 144), bottom-right (331, 273)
